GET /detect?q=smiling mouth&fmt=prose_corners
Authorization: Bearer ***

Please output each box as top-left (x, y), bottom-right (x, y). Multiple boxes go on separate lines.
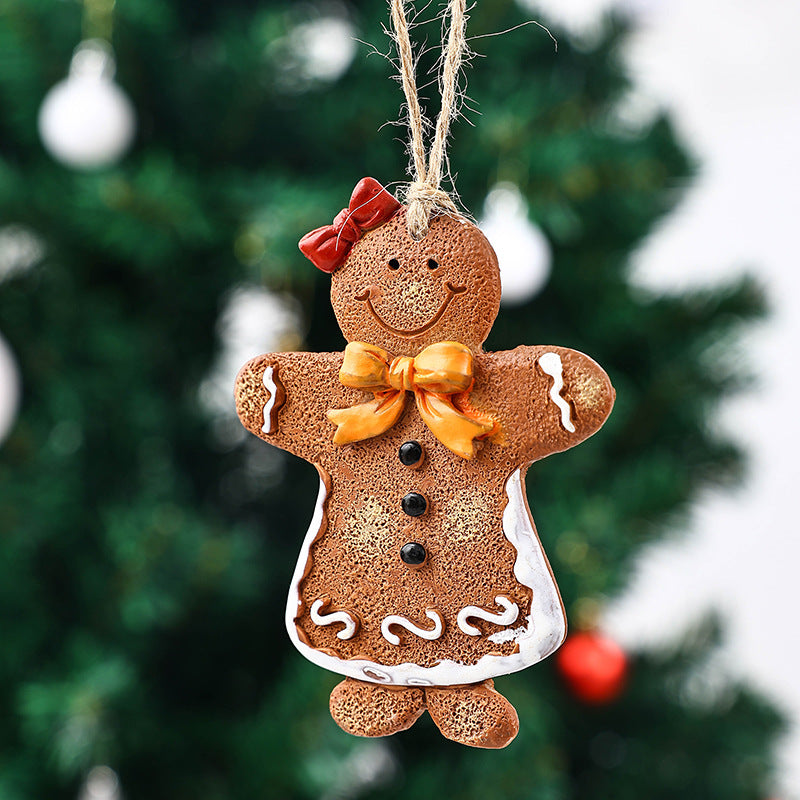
top-left (355, 282), bottom-right (467, 338)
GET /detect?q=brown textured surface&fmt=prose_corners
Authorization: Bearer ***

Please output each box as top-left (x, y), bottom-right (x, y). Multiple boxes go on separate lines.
top-left (426, 680), bottom-right (519, 748)
top-left (330, 678), bottom-right (426, 737)
top-left (235, 210), bottom-right (615, 740)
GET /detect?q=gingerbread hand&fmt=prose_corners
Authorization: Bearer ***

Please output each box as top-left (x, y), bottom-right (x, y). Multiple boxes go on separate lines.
top-left (493, 345), bottom-right (614, 464)
top-left (235, 352), bottom-right (343, 461)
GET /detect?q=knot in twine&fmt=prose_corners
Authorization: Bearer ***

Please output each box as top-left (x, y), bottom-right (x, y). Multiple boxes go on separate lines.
top-left (404, 183), bottom-right (460, 241)
top-left (390, 0), bottom-right (468, 240)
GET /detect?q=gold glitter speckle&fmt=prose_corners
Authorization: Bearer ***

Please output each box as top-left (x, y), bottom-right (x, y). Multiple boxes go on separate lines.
top-left (339, 496), bottom-right (395, 558)
top-left (442, 489), bottom-right (496, 545)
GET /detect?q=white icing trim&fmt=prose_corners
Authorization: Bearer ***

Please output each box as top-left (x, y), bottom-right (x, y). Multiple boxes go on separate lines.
top-left (457, 596), bottom-right (519, 636)
top-left (285, 473), bottom-right (328, 651)
top-left (285, 469), bottom-right (566, 686)
top-left (488, 615), bottom-right (531, 644)
top-left (310, 599), bottom-right (358, 640)
top-left (261, 365), bottom-right (277, 433)
top-left (538, 352), bottom-right (575, 433)
top-left (381, 610), bottom-right (444, 646)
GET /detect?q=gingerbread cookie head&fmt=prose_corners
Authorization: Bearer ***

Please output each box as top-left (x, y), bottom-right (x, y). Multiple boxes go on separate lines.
top-left (300, 179), bottom-right (501, 354)
top-left (332, 211), bottom-right (500, 354)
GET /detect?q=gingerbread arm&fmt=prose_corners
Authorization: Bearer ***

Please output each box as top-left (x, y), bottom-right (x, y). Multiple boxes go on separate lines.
top-left (235, 351), bottom-right (344, 462)
top-left (480, 346), bottom-right (615, 464)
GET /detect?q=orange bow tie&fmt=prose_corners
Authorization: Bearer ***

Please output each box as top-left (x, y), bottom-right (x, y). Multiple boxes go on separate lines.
top-left (327, 341), bottom-right (496, 459)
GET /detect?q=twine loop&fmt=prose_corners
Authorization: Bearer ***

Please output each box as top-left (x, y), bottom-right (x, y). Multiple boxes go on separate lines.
top-left (390, 0), bottom-right (468, 240)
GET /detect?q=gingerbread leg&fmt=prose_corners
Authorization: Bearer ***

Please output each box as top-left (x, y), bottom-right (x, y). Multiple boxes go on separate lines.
top-left (425, 680), bottom-right (519, 749)
top-left (329, 678), bottom-right (426, 738)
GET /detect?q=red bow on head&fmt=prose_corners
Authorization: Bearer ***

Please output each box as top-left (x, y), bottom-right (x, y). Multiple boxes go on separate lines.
top-left (299, 178), bottom-right (402, 273)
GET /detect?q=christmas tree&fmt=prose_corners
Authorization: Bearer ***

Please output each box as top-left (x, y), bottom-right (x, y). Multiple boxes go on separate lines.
top-left (0, 0), bottom-right (783, 797)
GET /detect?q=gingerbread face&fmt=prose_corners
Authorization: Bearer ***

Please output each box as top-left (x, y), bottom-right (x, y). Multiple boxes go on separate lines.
top-left (330, 211), bottom-right (501, 354)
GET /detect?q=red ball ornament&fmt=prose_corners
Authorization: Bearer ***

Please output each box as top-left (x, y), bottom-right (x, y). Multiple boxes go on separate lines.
top-left (557, 631), bottom-right (629, 704)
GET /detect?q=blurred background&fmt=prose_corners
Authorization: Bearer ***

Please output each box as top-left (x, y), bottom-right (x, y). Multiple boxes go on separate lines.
top-left (0, 0), bottom-right (797, 798)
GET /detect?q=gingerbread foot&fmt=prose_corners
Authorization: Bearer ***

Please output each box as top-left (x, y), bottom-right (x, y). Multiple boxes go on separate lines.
top-left (329, 678), bottom-right (426, 738)
top-left (425, 680), bottom-right (519, 749)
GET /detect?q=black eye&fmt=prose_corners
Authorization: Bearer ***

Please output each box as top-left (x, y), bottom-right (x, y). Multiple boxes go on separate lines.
top-left (388, 258), bottom-right (400, 270)
top-left (427, 258), bottom-right (439, 270)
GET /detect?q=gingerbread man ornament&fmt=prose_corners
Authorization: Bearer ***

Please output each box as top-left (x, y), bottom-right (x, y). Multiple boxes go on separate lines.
top-left (235, 178), bottom-right (615, 748)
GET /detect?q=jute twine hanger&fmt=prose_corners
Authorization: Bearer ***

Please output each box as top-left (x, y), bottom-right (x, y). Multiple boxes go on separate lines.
top-left (389, 0), bottom-right (468, 240)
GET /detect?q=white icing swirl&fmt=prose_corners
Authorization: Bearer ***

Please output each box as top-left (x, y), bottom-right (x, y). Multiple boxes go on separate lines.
top-left (456, 596), bottom-right (519, 636)
top-left (310, 598), bottom-right (358, 640)
top-left (261, 365), bottom-right (278, 433)
top-left (362, 667), bottom-right (391, 682)
top-left (538, 352), bottom-right (575, 433)
top-left (381, 610), bottom-right (444, 646)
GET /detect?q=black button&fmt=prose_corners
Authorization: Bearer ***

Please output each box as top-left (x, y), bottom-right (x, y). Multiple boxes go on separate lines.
top-left (398, 440), bottom-right (423, 467)
top-left (401, 492), bottom-right (427, 516)
top-left (400, 542), bottom-right (427, 565)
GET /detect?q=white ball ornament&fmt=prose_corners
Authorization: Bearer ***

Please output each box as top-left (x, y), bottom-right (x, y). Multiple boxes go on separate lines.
top-left (38, 40), bottom-right (135, 170)
top-left (0, 331), bottom-right (21, 447)
top-left (480, 182), bottom-right (552, 306)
